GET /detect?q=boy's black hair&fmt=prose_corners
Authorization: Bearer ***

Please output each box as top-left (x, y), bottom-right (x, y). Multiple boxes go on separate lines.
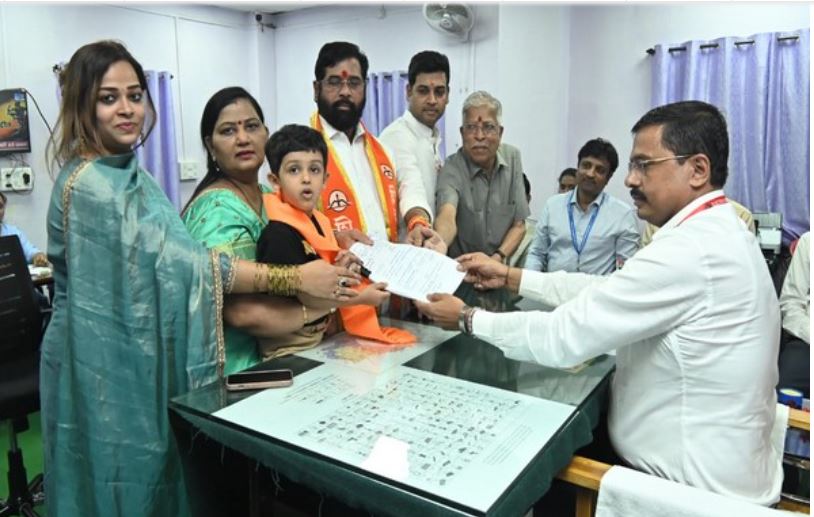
top-left (265, 124), bottom-right (328, 175)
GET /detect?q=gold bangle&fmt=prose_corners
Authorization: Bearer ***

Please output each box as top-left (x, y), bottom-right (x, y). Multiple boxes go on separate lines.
top-left (253, 263), bottom-right (264, 293)
top-left (265, 264), bottom-right (301, 296)
top-left (302, 304), bottom-right (308, 327)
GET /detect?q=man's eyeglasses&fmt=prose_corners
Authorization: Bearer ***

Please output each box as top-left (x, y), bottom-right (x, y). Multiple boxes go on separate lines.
top-left (628, 155), bottom-right (691, 174)
top-left (321, 76), bottom-right (365, 92)
top-left (462, 123), bottom-right (500, 136)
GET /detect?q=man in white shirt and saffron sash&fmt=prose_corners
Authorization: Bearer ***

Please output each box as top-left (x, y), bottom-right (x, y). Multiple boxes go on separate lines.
top-left (310, 41), bottom-right (444, 252)
top-left (417, 100), bottom-right (783, 506)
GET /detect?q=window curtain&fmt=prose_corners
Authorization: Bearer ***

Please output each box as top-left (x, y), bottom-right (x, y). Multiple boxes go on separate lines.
top-left (651, 29), bottom-right (809, 242)
top-left (363, 71), bottom-right (447, 157)
top-left (136, 71), bottom-right (181, 210)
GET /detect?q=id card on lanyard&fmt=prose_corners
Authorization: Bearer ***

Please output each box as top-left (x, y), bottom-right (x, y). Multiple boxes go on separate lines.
top-left (568, 190), bottom-right (601, 256)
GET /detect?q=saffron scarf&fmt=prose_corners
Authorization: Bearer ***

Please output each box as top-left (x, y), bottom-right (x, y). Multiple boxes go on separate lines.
top-left (264, 191), bottom-right (414, 344)
top-left (310, 112), bottom-right (400, 242)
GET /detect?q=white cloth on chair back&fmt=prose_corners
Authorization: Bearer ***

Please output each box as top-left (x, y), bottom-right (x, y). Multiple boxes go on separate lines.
top-left (595, 465), bottom-right (795, 517)
top-left (596, 404), bottom-right (793, 517)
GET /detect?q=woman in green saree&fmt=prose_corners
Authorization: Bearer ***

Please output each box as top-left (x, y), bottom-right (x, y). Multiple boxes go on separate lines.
top-left (182, 87), bottom-right (337, 375)
top-left (40, 40), bottom-right (360, 517)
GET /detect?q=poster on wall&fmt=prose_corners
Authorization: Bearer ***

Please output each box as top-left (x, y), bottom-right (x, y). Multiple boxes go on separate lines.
top-left (0, 89), bottom-right (31, 155)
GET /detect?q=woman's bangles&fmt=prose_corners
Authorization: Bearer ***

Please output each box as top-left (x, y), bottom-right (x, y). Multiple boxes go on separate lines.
top-left (253, 263), bottom-right (301, 296)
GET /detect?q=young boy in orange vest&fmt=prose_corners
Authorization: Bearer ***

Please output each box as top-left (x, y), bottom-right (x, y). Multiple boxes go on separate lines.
top-left (257, 124), bottom-right (414, 360)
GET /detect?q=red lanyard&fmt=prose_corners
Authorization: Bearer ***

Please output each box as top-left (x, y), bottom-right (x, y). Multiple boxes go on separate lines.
top-left (678, 195), bottom-right (727, 226)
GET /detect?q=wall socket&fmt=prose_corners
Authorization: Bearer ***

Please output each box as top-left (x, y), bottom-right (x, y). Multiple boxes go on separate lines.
top-left (1, 167), bottom-right (33, 192)
top-left (179, 161), bottom-right (199, 181)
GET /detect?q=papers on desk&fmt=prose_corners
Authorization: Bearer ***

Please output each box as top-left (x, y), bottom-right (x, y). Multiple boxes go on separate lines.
top-left (349, 239), bottom-right (465, 301)
top-left (214, 364), bottom-right (575, 513)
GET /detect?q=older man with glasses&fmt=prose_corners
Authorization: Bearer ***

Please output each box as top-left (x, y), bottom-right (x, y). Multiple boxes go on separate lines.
top-left (434, 90), bottom-right (530, 261)
top-left (418, 100), bottom-right (782, 507)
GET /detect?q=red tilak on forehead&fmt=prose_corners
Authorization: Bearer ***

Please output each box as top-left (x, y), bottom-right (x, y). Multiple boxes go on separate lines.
top-left (341, 70), bottom-right (348, 79)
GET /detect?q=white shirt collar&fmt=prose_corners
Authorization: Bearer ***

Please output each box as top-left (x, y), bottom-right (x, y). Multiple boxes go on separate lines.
top-left (403, 109), bottom-right (439, 141)
top-left (660, 189), bottom-right (726, 233)
top-left (319, 114), bottom-right (366, 144)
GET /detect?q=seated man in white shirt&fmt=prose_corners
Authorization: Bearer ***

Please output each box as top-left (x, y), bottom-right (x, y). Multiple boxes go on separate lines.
top-left (778, 231), bottom-right (810, 397)
top-left (525, 138), bottom-right (640, 274)
top-left (380, 51), bottom-right (449, 215)
top-left (309, 41), bottom-right (444, 252)
top-left (417, 100), bottom-right (782, 506)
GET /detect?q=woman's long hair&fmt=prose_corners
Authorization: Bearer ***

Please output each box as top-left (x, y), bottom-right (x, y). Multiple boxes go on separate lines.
top-left (182, 87), bottom-right (266, 214)
top-left (48, 40), bottom-right (156, 171)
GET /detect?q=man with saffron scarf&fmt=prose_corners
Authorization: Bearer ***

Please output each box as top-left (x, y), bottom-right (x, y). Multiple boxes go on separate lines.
top-left (310, 41), bottom-right (445, 252)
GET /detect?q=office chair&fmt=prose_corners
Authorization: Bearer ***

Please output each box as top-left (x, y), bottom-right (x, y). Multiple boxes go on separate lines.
top-left (0, 235), bottom-right (45, 517)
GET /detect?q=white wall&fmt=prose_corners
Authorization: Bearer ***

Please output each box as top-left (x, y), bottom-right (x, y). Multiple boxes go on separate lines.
top-left (0, 3), bottom-right (264, 252)
top-left (496, 5), bottom-right (572, 212)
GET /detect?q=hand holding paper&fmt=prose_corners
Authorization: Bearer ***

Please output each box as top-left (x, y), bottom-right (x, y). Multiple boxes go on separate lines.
top-left (349, 239), bottom-right (465, 301)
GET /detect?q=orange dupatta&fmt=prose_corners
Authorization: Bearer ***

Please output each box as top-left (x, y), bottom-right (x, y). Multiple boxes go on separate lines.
top-left (310, 112), bottom-right (400, 242)
top-left (263, 191), bottom-right (414, 345)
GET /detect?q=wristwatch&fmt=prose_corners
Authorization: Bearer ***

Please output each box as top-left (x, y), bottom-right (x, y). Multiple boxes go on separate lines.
top-left (458, 305), bottom-right (470, 333)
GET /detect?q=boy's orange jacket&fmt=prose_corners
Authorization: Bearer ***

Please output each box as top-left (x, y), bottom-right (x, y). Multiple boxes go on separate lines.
top-left (263, 191), bottom-right (415, 345)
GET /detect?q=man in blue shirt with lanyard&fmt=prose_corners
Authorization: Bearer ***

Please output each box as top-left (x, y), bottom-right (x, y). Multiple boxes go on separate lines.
top-left (525, 138), bottom-right (639, 274)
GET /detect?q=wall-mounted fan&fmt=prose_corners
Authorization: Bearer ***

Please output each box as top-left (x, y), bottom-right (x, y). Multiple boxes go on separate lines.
top-left (422, 4), bottom-right (475, 42)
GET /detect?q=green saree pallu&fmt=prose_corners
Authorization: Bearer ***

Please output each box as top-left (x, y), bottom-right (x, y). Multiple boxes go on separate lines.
top-left (41, 154), bottom-right (229, 517)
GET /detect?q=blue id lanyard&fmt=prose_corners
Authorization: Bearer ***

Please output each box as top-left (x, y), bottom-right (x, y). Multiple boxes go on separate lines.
top-left (568, 190), bottom-right (600, 255)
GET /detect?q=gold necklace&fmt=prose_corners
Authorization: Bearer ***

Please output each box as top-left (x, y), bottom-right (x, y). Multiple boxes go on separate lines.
top-left (223, 176), bottom-right (263, 219)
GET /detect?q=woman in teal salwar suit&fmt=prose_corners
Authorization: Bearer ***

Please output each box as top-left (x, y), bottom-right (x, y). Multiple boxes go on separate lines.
top-left (40, 40), bottom-right (360, 517)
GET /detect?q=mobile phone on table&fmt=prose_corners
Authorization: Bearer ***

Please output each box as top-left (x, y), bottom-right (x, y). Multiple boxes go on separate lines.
top-left (225, 369), bottom-right (294, 391)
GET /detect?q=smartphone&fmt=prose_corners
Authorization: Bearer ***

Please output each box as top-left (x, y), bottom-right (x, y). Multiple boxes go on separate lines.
top-left (225, 369), bottom-right (294, 391)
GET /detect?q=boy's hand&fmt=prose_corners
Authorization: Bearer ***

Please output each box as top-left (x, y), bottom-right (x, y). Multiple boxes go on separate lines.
top-left (335, 229), bottom-right (372, 249)
top-left (334, 249), bottom-right (362, 271)
top-left (357, 282), bottom-right (390, 307)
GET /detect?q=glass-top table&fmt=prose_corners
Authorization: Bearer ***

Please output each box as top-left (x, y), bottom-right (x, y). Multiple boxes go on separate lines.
top-left (169, 285), bottom-right (615, 516)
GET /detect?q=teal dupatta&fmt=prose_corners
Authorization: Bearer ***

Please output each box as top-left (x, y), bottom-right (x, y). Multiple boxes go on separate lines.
top-left (40, 154), bottom-right (227, 516)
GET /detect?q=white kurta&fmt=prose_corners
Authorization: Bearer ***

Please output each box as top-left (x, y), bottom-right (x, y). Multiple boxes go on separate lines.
top-left (473, 190), bottom-right (782, 506)
top-left (379, 109), bottom-right (442, 218)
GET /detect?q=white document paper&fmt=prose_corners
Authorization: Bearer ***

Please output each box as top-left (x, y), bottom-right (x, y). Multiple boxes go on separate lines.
top-left (349, 239), bottom-right (465, 301)
top-left (214, 364), bottom-right (575, 513)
